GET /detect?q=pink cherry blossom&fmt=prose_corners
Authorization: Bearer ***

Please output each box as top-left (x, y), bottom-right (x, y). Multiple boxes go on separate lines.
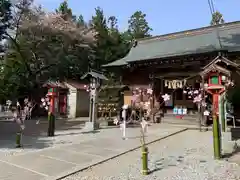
top-left (193, 95), bottom-right (202, 103)
top-left (162, 94), bottom-right (170, 102)
top-left (147, 88), bottom-right (153, 95)
top-left (131, 95), bottom-right (137, 103)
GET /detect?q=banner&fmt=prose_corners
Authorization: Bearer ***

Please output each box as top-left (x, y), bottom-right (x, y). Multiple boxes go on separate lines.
top-left (164, 79), bottom-right (187, 89)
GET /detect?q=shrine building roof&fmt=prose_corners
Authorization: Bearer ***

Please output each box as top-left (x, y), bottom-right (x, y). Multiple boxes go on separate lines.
top-left (103, 21), bottom-right (240, 67)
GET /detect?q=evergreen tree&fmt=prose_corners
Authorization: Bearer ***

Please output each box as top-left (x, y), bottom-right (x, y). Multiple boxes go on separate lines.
top-left (90, 7), bottom-right (131, 69)
top-left (127, 11), bottom-right (152, 39)
top-left (90, 7), bottom-right (110, 69)
top-left (56, 0), bottom-right (76, 21)
top-left (0, 0), bottom-right (12, 52)
top-left (210, 11), bottom-right (225, 25)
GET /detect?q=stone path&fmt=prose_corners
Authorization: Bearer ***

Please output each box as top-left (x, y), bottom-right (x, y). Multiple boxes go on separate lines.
top-left (0, 124), bottom-right (186, 180)
top-left (63, 130), bottom-right (240, 180)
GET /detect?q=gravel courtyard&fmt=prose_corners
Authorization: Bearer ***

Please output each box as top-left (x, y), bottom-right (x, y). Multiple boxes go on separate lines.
top-left (63, 130), bottom-right (240, 180)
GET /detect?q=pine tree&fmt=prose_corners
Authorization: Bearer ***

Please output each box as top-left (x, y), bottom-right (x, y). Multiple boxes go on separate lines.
top-left (128, 11), bottom-right (152, 39)
top-left (210, 11), bottom-right (225, 25)
top-left (0, 0), bottom-right (12, 41)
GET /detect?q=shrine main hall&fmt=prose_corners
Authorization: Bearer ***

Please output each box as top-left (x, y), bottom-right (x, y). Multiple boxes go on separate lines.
top-left (103, 21), bottom-right (240, 114)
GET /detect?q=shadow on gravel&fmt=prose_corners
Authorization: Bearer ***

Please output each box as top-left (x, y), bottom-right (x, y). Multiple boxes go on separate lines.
top-left (81, 130), bottom-right (100, 134)
top-left (149, 155), bottom-right (186, 174)
top-left (223, 143), bottom-right (240, 159)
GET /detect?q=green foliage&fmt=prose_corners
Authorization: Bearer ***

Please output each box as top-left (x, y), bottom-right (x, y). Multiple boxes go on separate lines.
top-left (0, 1), bottom-right (153, 101)
top-left (0, 1), bottom-right (93, 100)
top-left (210, 11), bottom-right (225, 26)
top-left (0, 0), bottom-right (12, 40)
top-left (56, 0), bottom-right (76, 21)
top-left (0, 0), bottom-right (12, 53)
top-left (77, 14), bottom-right (87, 27)
top-left (128, 11), bottom-right (152, 39)
top-left (90, 7), bottom-right (133, 70)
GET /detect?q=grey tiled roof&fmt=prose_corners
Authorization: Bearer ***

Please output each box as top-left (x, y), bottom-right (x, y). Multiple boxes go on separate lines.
top-left (81, 70), bottom-right (108, 80)
top-left (104, 21), bottom-right (240, 67)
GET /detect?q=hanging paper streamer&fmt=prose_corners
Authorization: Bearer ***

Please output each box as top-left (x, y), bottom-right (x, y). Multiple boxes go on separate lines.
top-left (164, 79), bottom-right (187, 89)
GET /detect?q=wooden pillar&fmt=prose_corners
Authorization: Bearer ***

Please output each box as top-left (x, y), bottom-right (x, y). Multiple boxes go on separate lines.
top-left (200, 75), bottom-right (207, 129)
top-left (161, 79), bottom-right (164, 94)
top-left (151, 77), bottom-right (155, 123)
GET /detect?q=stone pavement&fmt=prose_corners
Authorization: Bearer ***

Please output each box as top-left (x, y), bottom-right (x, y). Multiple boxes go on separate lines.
top-left (66, 130), bottom-right (240, 180)
top-left (0, 124), bottom-right (186, 180)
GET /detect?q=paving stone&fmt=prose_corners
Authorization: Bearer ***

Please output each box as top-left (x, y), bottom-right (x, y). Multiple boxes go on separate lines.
top-left (79, 138), bottom-right (140, 151)
top-left (63, 130), bottom-right (240, 180)
top-left (67, 144), bottom-right (120, 157)
top-left (0, 124), bottom-right (187, 179)
top-left (39, 148), bottom-right (99, 164)
top-left (4, 154), bottom-right (76, 176)
top-left (0, 161), bottom-right (44, 180)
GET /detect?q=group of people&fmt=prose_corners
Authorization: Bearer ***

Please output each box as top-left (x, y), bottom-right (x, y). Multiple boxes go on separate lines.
top-left (8, 99), bottom-right (35, 130)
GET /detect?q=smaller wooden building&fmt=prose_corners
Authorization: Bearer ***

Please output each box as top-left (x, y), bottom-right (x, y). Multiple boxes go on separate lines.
top-left (43, 80), bottom-right (90, 118)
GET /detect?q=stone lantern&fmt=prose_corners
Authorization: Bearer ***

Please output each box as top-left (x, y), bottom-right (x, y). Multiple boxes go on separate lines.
top-left (200, 63), bottom-right (231, 159)
top-left (81, 70), bottom-right (108, 131)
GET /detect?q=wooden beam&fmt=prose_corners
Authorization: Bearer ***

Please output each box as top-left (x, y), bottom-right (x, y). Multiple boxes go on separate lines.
top-left (203, 56), bottom-right (240, 70)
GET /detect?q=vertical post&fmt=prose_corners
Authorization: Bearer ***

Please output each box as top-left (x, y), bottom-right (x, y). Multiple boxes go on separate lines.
top-left (48, 88), bottom-right (56, 137)
top-left (122, 107), bottom-right (126, 140)
top-left (89, 98), bottom-right (93, 122)
top-left (150, 76), bottom-right (155, 123)
top-left (89, 78), bottom-right (98, 130)
top-left (140, 120), bottom-right (148, 175)
top-left (200, 76), bottom-right (206, 131)
top-left (223, 97), bottom-right (227, 130)
top-left (212, 94), bottom-right (221, 159)
top-left (16, 132), bottom-right (22, 148)
top-left (91, 88), bottom-right (96, 124)
top-left (142, 146), bottom-right (148, 175)
top-left (219, 93), bottom-right (226, 132)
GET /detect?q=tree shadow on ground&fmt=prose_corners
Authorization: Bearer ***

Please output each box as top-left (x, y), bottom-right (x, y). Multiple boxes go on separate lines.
top-left (0, 119), bottom-right (86, 150)
top-left (0, 135), bottom-right (53, 150)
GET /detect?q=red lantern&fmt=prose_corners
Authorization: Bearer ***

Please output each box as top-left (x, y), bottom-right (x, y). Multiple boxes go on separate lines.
top-left (47, 87), bottom-right (58, 113)
top-left (205, 72), bottom-right (225, 114)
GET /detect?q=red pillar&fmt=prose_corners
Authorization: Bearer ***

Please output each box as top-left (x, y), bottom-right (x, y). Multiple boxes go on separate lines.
top-left (48, 87), bottom-right (57, 114)
top-left (212, 94), bottom-right (219, 115)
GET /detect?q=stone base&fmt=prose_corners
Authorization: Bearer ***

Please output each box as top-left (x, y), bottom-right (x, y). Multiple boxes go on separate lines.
top-left (99, 120), bottom-right (108, 127)
top-left (222, 132), bottom-right (237, 154)
top-left (83, 121), bottom-right (99, 131)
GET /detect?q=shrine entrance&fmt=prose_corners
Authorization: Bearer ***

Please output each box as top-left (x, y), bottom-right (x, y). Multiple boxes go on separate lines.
top-left (153, 74), bottom-right (201, 114)
top-left (59, 89), bottom-right (68, 116)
